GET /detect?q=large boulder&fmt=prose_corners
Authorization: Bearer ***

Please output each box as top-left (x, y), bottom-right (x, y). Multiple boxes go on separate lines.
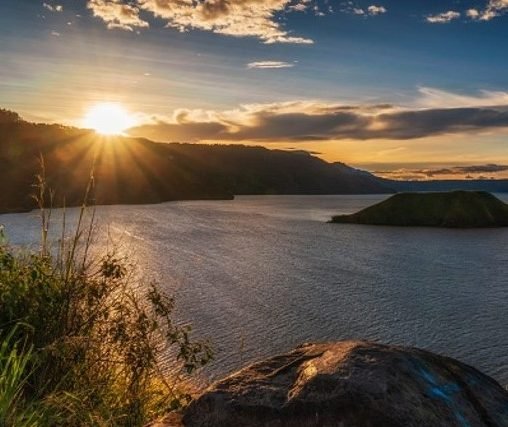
top-left (183, 341), bottom-right (508, 427)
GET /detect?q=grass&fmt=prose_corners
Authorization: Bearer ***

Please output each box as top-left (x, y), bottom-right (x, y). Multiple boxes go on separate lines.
top-left (0, 326), bottom-right (44, 427)
top-left (0, 159), bottom-right (213, 426)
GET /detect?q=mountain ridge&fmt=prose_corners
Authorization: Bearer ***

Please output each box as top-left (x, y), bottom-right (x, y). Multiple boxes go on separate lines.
top-left (0, 109), bottom-right (392, 213)
top-left (2, 108), bottom-right (508, 214)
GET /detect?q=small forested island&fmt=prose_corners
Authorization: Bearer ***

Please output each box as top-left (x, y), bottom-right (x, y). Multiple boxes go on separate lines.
top-left (331, 191), bottom-right (508, 228)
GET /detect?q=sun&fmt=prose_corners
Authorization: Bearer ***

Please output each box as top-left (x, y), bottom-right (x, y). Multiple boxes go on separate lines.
top-left (82, 103), bottom-right (136, 135)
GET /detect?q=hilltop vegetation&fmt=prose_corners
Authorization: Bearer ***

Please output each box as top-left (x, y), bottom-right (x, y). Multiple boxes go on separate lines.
top-left (331, 191), bottom-right (508, 228)
top-left (0, 109), bottom-right (391, 213)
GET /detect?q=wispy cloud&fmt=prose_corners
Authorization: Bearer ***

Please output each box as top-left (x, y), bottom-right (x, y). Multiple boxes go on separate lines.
top-left (341, 2), bottom-right (387, 16)
top-left (86, 0), bottom-right (313, 43)
top-left (466, 9), bottom-right (481, 19)
top-left (87, 0), bottom-right (149, 31)
top-left (430, 1), bottom-right (508, 23)
top-left (127, 88), bottom-right (508, 143)
top-left (417, 87), bottom-right (508, 108)
top-left (367, 5), bottom-right (387, 15)
top-left (426, 11), bottom-right (460, 23)
top-left (468, 0), bottom-right (508, 21)
top-left (43, 2), bottom-right (63, 12)
top-left (247, 61), bottom-right (295, 69)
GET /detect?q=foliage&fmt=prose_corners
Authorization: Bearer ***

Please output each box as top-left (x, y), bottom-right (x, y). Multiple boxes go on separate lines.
top-left (0, 326), bottom-right (43, 427)
top-left (0, 108), bottom-right (20, 124)
top-left (0, 162), bottom-right (212, 426)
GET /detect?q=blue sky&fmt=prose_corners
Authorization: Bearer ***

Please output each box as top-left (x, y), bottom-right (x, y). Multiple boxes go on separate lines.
top-left (1, 0), bottom-right (508, 178)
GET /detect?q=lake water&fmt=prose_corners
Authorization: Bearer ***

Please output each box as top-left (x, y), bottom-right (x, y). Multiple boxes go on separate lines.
top-left (1, 195), bottom-right (508, 386)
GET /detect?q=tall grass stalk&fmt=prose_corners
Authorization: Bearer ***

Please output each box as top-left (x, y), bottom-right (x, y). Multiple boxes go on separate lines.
top-left (0, 158), bottom-right (213, 426)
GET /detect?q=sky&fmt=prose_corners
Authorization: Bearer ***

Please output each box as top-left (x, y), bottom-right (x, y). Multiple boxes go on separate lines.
top-left (1, 0), bottom-right (508, 179)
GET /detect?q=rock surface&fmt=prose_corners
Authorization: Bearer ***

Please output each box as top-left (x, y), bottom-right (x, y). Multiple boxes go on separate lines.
top-left (331, 191), bottom-right (508, 227)
top-left (183, 341), bottom-right (508, 427)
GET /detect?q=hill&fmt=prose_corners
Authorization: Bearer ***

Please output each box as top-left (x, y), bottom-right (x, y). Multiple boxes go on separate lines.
top-left (331, 191), bottom-right (508, 227)
top-left (0, 109), bottom-right (393, 213)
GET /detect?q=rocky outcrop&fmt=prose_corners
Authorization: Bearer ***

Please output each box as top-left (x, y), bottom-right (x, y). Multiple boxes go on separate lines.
top-left (183, 341), bottom-right (508, 427)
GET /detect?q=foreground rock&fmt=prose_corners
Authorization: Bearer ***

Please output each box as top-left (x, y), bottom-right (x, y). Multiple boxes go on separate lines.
top-left (183, 341), bottom-right (508, 427)
top-left (331, 191), bottom-right (508, 227)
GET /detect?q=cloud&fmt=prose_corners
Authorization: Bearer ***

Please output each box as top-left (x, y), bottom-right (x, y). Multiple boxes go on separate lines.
top-left (288, 3), bottom-right (308, 12)
top-left (87, 0), bottom-right (149, 31)
top-left (247, 61), bottom-right (295, 69)
top-left (138, 0), bottom-right (313, 43)
top-left (433, 1), bottom-right (508, 23)
top-left (342, 2), bottom-right (387, 16)
top-left (416, 87), bottom-right (508, 108)
top-left (127, 89), bottom-right (508, 143)
top-left (85, 0), bottom-right (313, 43)
top-left (469, 0), bottom-right (508, 21)
top-left (466, 9), bottom-right (481, 19)
top-left (426, 10), bottom-right (460, 23)
top-left (82, 0), bottom-right (385, 42)
top-left (43, 2), bottom-right (63, 12)
top-left (130, 120), bottom-right (228, 141)
top-left (367, 5), bottom-right (387, 15)
top-left (374, 164), bottom-right (508, 180)
top-left (51, 30), bottom-right (61, 36)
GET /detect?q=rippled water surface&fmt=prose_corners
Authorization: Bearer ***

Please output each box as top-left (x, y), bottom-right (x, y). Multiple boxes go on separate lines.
top-left (2, 195), bottom-right (508, 385)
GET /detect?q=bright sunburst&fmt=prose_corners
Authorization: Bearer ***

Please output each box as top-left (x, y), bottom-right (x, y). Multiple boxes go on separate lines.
top-left (82, 103), bottom-right (136, 135)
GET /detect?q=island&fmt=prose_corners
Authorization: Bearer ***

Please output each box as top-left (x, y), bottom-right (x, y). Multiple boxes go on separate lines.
top-left (331, 191), bottom-right (508, 228)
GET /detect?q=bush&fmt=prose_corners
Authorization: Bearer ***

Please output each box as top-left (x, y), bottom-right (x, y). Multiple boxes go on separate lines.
top-left (0, 164), bottom-right (212, 426)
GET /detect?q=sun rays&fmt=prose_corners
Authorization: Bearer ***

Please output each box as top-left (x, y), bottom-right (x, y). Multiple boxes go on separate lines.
top-left (82, 103), bottom-right (136, 135)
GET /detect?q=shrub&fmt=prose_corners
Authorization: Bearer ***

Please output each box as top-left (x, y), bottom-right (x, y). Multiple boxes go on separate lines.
top-left (0, 162), bottom-right (212, 426)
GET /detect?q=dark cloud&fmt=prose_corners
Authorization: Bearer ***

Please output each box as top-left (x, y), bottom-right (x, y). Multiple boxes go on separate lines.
top-left (235, 111), bottom-right (369, 140)
top-left (128, 102), bottom-right (508, 143)
top-left (373, 107), bottom-right (508, 140)
top-left (129, 120), bottom-right (228, 142)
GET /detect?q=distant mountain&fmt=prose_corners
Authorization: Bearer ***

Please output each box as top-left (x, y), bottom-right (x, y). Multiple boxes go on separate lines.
top-left (331, 191), bottom-right (508, 228)
top-left (0, 109), bottom-right (392, 213)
